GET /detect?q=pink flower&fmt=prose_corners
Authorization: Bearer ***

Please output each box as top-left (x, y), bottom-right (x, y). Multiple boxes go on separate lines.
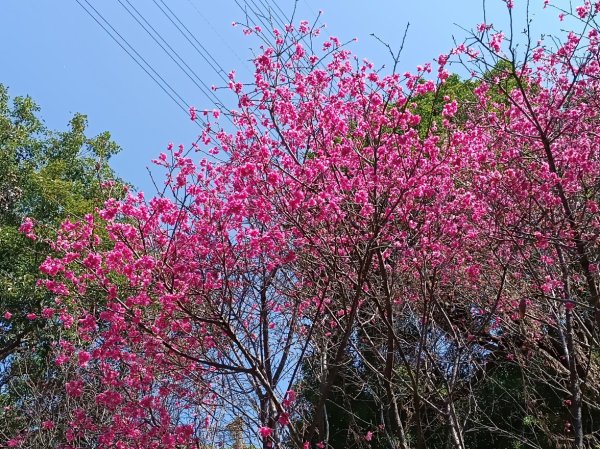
top-left (65, 380), bottom-right (84, 397)
top-left (26, 313), bottom-right (37, 321)
top-left (259, 427), bottom-right (273, 438)
top-left (438, 53), bottom-right (449, 67)
top-left (278, 412), bottom-right (290, 426)
top-left (4, 311), bottom-right (12, 320)
top-left (42, 308), bottom-right (55, 319)
top-left (19, 217), bottom-right (36, 240)
top-left (283, 390), bottom-right (296, 407)
top-left (55, 354), bottom-right (69, 366)
top-left (60, 312), bottom-right (74, 329)
top-left (576, 4), bottom-right (590, 18)
top-left (295, 43), bottom-right (305, 59)
top-left (19, 217), bottom-right (34, 234)
top-left (189, 106), bottom-right (197, 121)
top-left (477, 23), bottom-right (492, 33)
top-left (565, 301), bottom-right (575, 311)
top-left (365, 431), bottom-right (374, 441)
top-left (77, 351), bottom-right (92, 367)
top-left (442, 100), bottom-right (458, 118)
top-left (489, 32), bottom-right (504, 52)
top-left (42, 420), bottom-right (55, 430)
top-left (287, 391), bottom-right (296, 402)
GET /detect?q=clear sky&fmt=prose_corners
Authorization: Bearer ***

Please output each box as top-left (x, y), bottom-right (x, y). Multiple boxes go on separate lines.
top-left (1, 0), bottom-right (563, 193)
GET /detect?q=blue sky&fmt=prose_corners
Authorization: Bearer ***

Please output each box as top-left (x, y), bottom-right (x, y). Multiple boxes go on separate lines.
top-left (2, 0), bottom-right (562, 193)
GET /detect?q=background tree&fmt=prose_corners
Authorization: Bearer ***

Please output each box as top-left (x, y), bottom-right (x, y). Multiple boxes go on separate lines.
top-left (0, 84), bottom-right (123, 446)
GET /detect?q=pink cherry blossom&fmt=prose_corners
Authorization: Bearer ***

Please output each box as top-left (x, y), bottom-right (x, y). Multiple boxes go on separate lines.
top-left (259, 427), bottom-right (273, 438)
top-left (22, 7), bottom-right (600, 448)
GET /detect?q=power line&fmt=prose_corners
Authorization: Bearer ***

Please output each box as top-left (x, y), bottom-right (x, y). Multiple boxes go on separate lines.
top-left (78, 0), bottom-right (191, 113)
top-left (74, 0), bottom-right (201, 126)
top-left (117, 0), bottom-right (231, 120)
top-left (253, 0), bottom-right (288, 31)
top-left (301, 0), bottom-right (318, 17)
top-left (75, 0), bottom-right (202, 125)
top-left (258, 0), bottom-right (325, 58)
top-left (237, 0), bottom-right (277, 40)
top-left (261, 0), bottom-right (290, 21)
top-left (239, 0), bottom-right (325, 73)
top-left (151, 0), bottom-right (231, 86)
top-left (184, 0), bottom-right (253, 76)
top-left (74, 1), bottom-right (233, 165)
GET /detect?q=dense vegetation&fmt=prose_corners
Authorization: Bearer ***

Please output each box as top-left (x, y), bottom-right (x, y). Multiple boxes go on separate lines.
top-left (0, 84), bottom-right (123, 446)
top-left (2, 2), bottom-right (600, 449)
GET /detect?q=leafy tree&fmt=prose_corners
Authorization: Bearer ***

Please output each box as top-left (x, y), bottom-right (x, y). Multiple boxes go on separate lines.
top-left (0, 84), bottom-right (123, 444)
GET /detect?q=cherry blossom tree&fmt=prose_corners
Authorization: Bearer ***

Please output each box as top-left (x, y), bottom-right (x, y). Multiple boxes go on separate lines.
top-left (6, 2), bottom-right (600, 448)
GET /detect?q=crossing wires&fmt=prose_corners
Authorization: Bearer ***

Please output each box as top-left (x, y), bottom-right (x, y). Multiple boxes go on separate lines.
top-left (74, 0), bottom-right (201, 125)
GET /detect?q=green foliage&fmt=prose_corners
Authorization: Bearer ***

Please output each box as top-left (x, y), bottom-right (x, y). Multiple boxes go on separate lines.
top-left (0, 83), bottom-right (123, 421)
top-left (410, 74), bottom-right (477, 138)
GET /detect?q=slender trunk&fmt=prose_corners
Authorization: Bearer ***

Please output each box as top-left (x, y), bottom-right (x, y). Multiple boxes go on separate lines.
top-left (566, 309), bottom-right (584, 449)
top-left (446, 401), bottom-right (466, 449)
top-left (391, 398), bottom-right (411, 449)
top-left (412, 393), bottom-right (426, 449)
